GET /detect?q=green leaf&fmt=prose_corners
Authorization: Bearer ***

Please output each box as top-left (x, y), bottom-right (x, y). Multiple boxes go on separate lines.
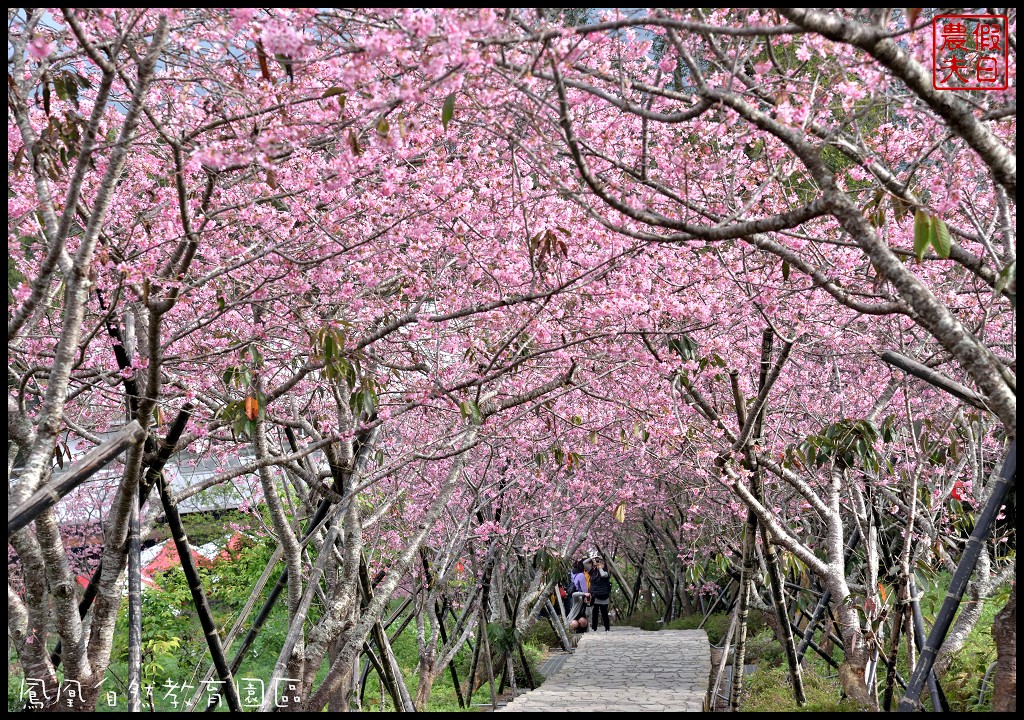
top-left (994, 260), bottom-right (1015, 296)
top-left (667, 334), bottom-right (698, 362)
top-left (931, 218), bottom-right (950, 259)
top-left (347, 130), bottom-right (361, 156)
top-left (53, 74), bottom-right (68, 101)
top-left (362, 385), bottom-right (377, 415)
top-left (913, 209), bottom-right (930, 262)
top-left (459, 400), bottom-right (481, 423)
top-left (61, 72), bottom-right (79, 106)
top-left (441, 92), bottom-right (456, 130)
top-left (926, 213), bottom-right (939, 256)
top-left (781, 260), bottom-right (790, 281)
top-left (321, 87), bottom-right (347, 105)
top-left (376, 118), bottom-right (390, 137)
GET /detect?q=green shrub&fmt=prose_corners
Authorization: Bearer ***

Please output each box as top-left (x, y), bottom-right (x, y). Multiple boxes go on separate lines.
top-left (664, 612), bottom-right (737, 644)
top-left (621, 609), bottom-right (662, 631)
top-left (523, 619), bottom-right (561, 649)
top-left (744, 629), bottom-right (786, 668)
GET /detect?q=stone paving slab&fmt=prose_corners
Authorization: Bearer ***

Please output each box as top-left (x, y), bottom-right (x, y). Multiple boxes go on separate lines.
top-left (498, 626), bottom-right (710, 712)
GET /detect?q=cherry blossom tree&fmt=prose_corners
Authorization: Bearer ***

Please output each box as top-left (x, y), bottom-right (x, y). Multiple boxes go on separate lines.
top-left (8, 7), bottom-right (1014, 712)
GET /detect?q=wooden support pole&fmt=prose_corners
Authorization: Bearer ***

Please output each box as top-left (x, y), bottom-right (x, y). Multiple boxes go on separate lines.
top-left (157, 469), bottom-right (243, 711)
top-left (899, 441), bottom-right (1014, 712)
top-left (708, 605), bottom-right (739, 710)
top-left (127, 471), bottom-right (142, 712)
top-left (9, 421), bottom-right (147, 537)
top-left (761, 527), bottom-right (806, 704)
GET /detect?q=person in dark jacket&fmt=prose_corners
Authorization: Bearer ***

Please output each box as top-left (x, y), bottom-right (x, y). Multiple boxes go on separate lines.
top-left (589, 556), bottom-right (612, 631)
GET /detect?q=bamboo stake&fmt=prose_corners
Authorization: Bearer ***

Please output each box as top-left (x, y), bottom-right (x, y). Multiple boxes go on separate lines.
top-left (379, 624), bottom-right (415, 711)
top-left (215, 490), bottom-right (338, 701)
top-left (699, 577), bottom-right (735, 629)
top-left (480, 612), bottom-right (498, 710)
top-left (258, 516), bottom-right (345, 712)
top-left (357, 641), bottom-right (388, 707)
top-left (463, 544), bottom-right (499, 701)
top-left (899, 441), bottom-right (1014, 711)
top-left (909, 577), bottom-right (948, 712)
top-left (436, 597), bottom-right (467, 707)
top-left (186, 545), bottom-right (282, 711)
top-left (518, 642), bottom-right (536, 689)
top-left (787, 617), bottom-right (838, 669)
top-left (546, 599), bottom-right (574, 652)
top-left (356, 554), bottom-right (406, 711)
top-left (729, 329), bottom-right (774, 710)
top-left (708, 605), bottom-right (739, 710)
top-left (417, 549), bottom-right (466, 708)
top-left (882, 602), bottom-right (908, 710)
top-left (383, 593), bottom-right (416, 630)
top-left (761, 527), bottom-right (806, 704)
top-left (127, 474), bottom-right (142, 712)
top-left (8, 421), bottom-right (146, 537)
top-left (157, 471), bottom-right (243, 711)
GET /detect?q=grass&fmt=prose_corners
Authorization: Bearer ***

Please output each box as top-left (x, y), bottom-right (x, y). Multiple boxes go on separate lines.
top-left (742, 659), bottom-right (863, 713)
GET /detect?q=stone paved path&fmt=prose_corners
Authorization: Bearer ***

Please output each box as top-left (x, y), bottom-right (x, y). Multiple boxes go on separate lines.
top-left (499, 626), bottom-right (709, 712)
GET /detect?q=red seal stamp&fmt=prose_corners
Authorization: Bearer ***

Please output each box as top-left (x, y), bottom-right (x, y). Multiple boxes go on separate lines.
top-left (932, 14), bottom-right (1008, 90)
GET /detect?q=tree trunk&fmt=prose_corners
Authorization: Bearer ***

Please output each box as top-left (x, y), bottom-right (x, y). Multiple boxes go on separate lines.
top-left (833, 600), bottom-right (874, 708)
top-left (414, 661), bottom-right (435, 711)
top-left (992, 583), bottom-right (1016, 712)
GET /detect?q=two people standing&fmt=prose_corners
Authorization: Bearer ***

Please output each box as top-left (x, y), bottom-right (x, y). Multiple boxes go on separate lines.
top-left (568, 555), bottom-right (613, 633)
